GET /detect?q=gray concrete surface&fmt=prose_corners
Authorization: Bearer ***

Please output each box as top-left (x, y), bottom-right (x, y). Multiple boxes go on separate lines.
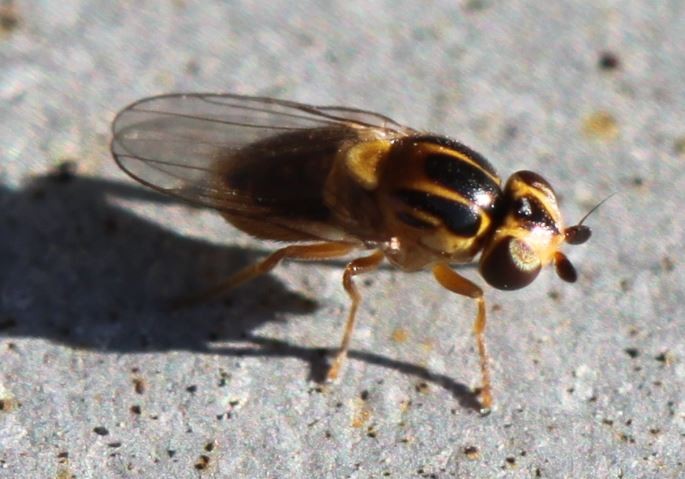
top-left (1, 1), bottom-right (684, 477)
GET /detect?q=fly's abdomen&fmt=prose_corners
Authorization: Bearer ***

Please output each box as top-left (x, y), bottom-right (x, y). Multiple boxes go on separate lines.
top-left (215, 126), bottom-right (360, 240)
top-left (377, 136), bottom-right (503, 263)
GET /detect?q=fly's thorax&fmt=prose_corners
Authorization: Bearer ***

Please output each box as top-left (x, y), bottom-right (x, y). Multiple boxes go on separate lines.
top-left (321, 134), bottom-right (394, 242)
top-left (479, 170), bottom-right (569, 290)
top-left (370, 136), bottom-right (503, 268)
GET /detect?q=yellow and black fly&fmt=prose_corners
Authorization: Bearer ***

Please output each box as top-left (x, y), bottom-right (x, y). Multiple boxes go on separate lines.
top-left (111, 93), bottom-right (594, 411)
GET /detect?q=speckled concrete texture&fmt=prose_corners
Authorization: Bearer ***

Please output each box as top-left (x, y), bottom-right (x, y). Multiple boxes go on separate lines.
top-left (1, 1), bottom-right (684, 478)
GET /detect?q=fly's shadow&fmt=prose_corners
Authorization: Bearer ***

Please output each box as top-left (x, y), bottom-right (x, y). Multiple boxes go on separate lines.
top-left (0, 163), bottom-right (315, 349)
top-left (0, 163), bottom-right (480, 411)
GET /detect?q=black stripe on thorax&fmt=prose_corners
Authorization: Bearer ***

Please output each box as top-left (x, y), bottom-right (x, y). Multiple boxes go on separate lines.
top-left (423, 151), bottom-right (501, 215)
top-left (394, 189), bottom-right (481, 237)
top-left (411, 135), bottom-right (499, 178)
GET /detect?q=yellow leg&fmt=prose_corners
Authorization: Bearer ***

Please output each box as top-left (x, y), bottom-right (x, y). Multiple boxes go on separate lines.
top-left (326, 250), bottom-right (385, 382)
top-left (432, 262), bottom-right (492, 411)
top-left (171, 242), bottom-right (356, 308)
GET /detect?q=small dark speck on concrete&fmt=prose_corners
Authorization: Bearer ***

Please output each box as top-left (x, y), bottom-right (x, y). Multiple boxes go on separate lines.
top-left (130, 405), bottom-right (141, 415)
top-left (57, 452), bottom-right (69, 459)
top-left (464, 0), bottom-right (489, 12)
top-left (660, 256), bottom-right (675, 272)
top-left (415, 382), bottom-right (430, 394)
top-left (195, 455), bottom-right (211, 470)
top-left (108, 442), bottom-right (122, 448)
top-left (186, 385), bottom-right (198, 393)
top-left (133, 378), bottom-right (145, 394)
top-left (307, 385), bottom-right (324, 394)
top-left (204, 441), bottom-right (215, 452)
top-left (619, 278), bottom-right (632, 293)
top-left (0, 2), bottom-right (20, 32)
top-left (625, 348), bottom-right (640, 358)
top-left (0, 398), bottom-right (16, 411)
top-left (360, 390), bottom-right (370, 400)
top-left (673, 136), bottom-right (685, 156)
top-left (185, 59), bottom-right (200, 75)
top-left (668, 401), bottom-right (677, 416)
top-left (167, 450), bottom-right (176, 458)
top-left (463, 445), bottom-right (480, 459)
top-left (503, 123), bottom-right (519, 140)
top-left (655, 352), bottom-right (668, 363)
top-left (598, 51), bottom-right (621, 70)
top-left (93, 426), bottom-right (110, 436)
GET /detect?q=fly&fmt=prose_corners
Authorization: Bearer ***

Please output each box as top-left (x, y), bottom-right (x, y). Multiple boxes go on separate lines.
top-left (111, 93), bottom-right (596, 412)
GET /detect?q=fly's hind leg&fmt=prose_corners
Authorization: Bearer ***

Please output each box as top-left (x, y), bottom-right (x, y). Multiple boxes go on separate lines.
top-left (325, 250), bottom-right (385, 382)
top-left (171, 242), bottom-right (356, 308)
top-left (432, 262), bottom-right (492, 411)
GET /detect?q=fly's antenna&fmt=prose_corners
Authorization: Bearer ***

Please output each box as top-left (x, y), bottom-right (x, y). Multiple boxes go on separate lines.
top-left (564, 192), bottom-right (617, 245)
top-left (577, 192), bottom-right (617, 227)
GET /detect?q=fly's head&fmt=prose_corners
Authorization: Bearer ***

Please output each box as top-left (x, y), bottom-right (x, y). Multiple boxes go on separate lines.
top-left (479, 171), bottom-right (592, 290)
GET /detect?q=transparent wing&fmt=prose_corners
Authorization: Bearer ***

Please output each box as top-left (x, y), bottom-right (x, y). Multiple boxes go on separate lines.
top-left (110, 93), bottom-right (414, 213)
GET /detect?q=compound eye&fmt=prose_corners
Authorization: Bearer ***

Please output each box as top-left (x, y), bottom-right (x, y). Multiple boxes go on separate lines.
top-left (479, 236), bottom-right (541, 290)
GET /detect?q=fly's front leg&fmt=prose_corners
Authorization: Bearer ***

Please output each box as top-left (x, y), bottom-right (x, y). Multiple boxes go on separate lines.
top-left (432, 262), bottom-right (492, 411)
top-left (326, 250), bottom-right (385, 382)
top-left (171, 242), bottom-right (356, 308)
